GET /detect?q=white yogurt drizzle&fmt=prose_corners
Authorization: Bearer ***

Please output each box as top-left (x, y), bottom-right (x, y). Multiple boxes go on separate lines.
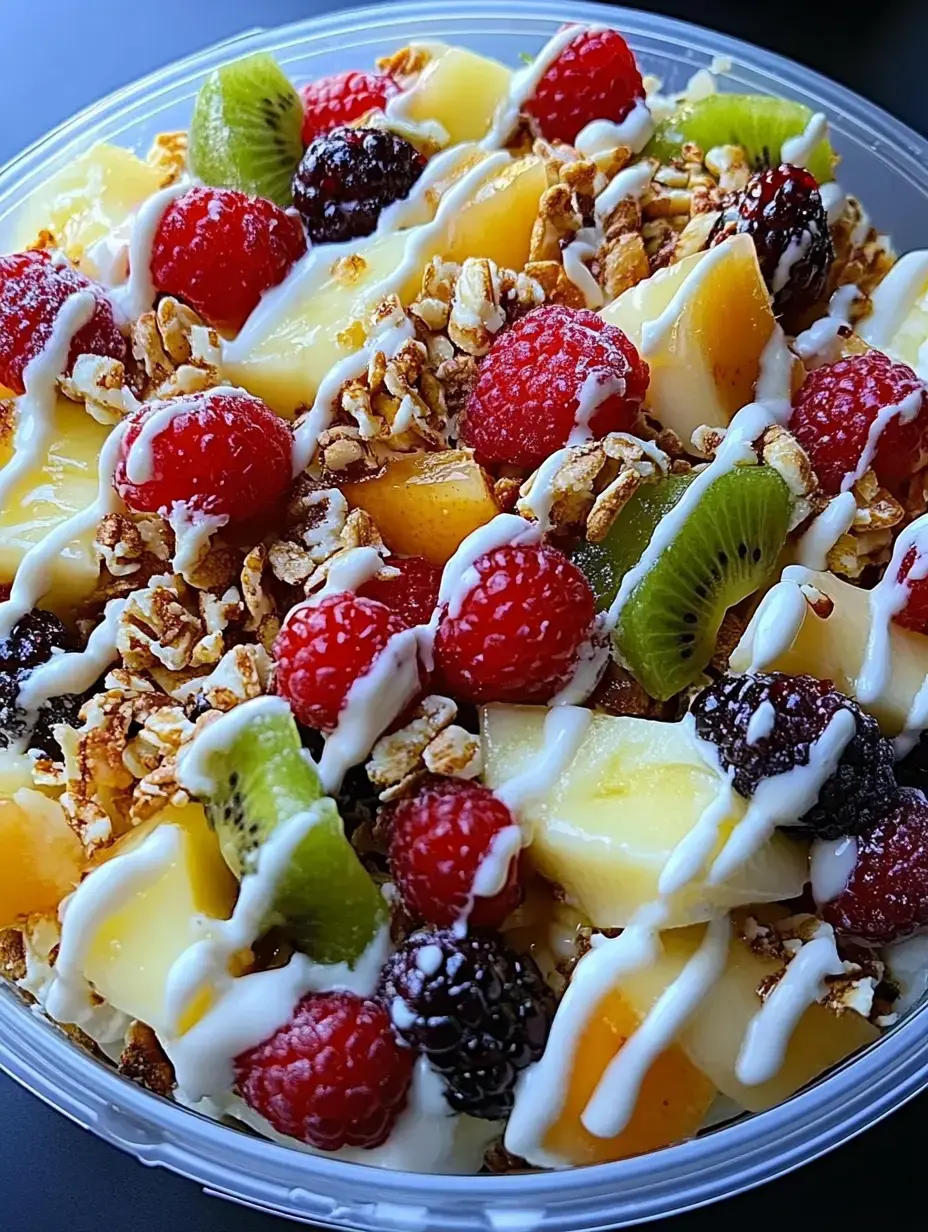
top-left (858, 249), bottom-right (928, 351)
top-left (108, 182), bottom-right (188, 323)
top-left (17, 596), bottom-right (126, 711)
top-left (795, 490), bottom-right (857, 570)
top-left (574, 101), bottom-right (656, 160)
top-left (735, 921), bottom-right (845, 1085)
top-left (454, 823), bottom-right (524, 936)
top-left (780, 112), bottom-right (828, 169)
top-left (818, 181), bottom-right (847, 227)
top-left (561, 240), bottom-right (604, 310)
top-left (856, 512), bottom-right (928, 706)
top-left (494, 706), bottom-right (593, 815)
top-left (593, 157), bottom-right (657, 222)
top-left (810, 835), bottom-right (858, 905)
top-left (745, 699), bottom-right (777, 745)
top-left (839, 386), bottom-right (925, 493)
top-left (0, 290), bottom-right (97, 516)
top-left (568, 369), bottom-right (626, 444)
top-left (735, 568), bottom-right (812, 672)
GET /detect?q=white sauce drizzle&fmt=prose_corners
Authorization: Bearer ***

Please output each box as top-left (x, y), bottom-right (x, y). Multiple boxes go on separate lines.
top-left (780, 112), bottom-right (828, 168)
top-left (593, 158), bottom-right (657, 222)
top-left (795, 490), bottom-right (857, 570)
top-left (735, 570), bottom-right (811, 672)
top-left (818, 181), bottom-right (847, 226)
top-left (810, 835), bottom-right (858, 905)
top-left (839, 387), bottom-right (924, 493)
top-left (494, 706), bottom-right (592, 815)
top-left (17, 596), bottom-right (126, 710)
top-left (437, 512), bottom-right (541, 620)
top-left (858, 249), bottom-right (928, 351)
top-left (856, 513), bottom-right (928, 705)
top-left (108, 182), bottom-right (188, 323)
top-left (561, 241), bottom-right (603, 310)
top-left (574, 101), bottom-right (656, 159)
top-left (568, 369), bottom-right (626, 445)
top-left (746, 699), bottom-right (777, 745)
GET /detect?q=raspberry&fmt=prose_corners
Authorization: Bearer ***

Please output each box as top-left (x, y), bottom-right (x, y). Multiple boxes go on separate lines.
top-left (356, 555), bottom-right (442, 629)
top-left (690, 672), bottom-right (897, 838)
top-left (710, 164), bottom-right (834, 331)
top-left (380, 929), bottom-right (554, 1120)
top-left (114, 390), bottom-right (293, 521)
top-left (150, 186), bottom-right (306, 333)
top-left (788, 351), bottom-right (928, 495)
top-left (459, 305), bottom-right (648, 470)
top-left (0, 610), bottom-right (94, 757)
top-left (274, 593), bottom-right (423, 732)
top-left (822, 788), bottom-right (928, 942)
top-left (891, 545), bottom-right (928, 634)
top-left (434, 542), bottom-right (595, 704)
top-left (300, 70), bottom-right (400, 143)
top-left (0, 251), bottom-right (126, 395)
top-left (525, 27), bottom-right (644, 146)
top-left (389, 778), bottom-right (522, 929)
top-left (292, 127), bottom-right (426, 245)
top-left (235, 991), bottom-right (414, 1150)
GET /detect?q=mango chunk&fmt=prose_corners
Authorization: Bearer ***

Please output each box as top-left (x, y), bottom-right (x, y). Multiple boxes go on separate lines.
top-left (0, 790), bottom-right (84, 927)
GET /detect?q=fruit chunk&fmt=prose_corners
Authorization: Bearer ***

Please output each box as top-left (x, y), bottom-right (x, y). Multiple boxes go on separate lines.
top-left (730, 565), bottom-right (928, 736)
top-left (189, 53), bottom-right (304, 207)
top-left (223, 154), bottom-right (548, 415)
top-left (480, 706), bottom-right (808, 927)
top-left (541, 978), bottom-right (717, 1165)
top-left (614, 465), bottom-right (792, 699)
top-left (9, 143), bottom-right (164, 263)
top-left (600, 235), bottom-right (780, 440)
top-left (0, 790), bottom-right (83, 927)
top-left (857, 250), bottom-right (928, 378)
top-left (646, 95), bottom-right (836, 186)
top-left (342, 450), bottom-right (499, 566)
top-left (82, 803), bottom-right (237, 1032)
top-left (387, 44), bottom-right (513, 147)
top-left (193, 701), bottom-right (387, 965)
top-left (0, 396), bottom-right (110, 617)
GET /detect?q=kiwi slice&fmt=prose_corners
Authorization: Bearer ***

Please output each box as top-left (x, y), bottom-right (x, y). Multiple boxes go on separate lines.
top-left (614, 465), bottom-right (792, 700)
top-left (189, 53), bottom-right (304, 207)
top-left (571, 473), bottom-right (695, 612)
top-left (201, 706), bottom-right (387, 966)
top-left (646, 95), bottom-right (837, 186)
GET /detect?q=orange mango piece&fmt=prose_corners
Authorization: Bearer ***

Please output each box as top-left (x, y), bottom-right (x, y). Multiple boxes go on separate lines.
top-left (0, 790), bottom-right (84, 927)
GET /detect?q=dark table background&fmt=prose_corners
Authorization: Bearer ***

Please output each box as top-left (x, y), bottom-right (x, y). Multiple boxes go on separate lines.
top-left (1, 0), bottom-right (927, 1227)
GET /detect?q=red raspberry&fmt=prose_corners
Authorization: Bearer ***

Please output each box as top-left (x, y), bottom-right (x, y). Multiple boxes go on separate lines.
top-left (434, 542), bottom-right (595, 704)
top-left (823, 789), bottom-right (928, 943)
top-left (894, 545), bottom-right (928, 634)
top-left (114, 390), bottom-right (293, 521)
top-left (789, 350), bottom-right (928, 495)
top-left (274, 593), bottom-right (425, 732)
top-left (357, 556), bottom-right (442, 629)
top-left (0, 251), bottom-right (126, 395)
top-left (710, 164), bottom-right (833, 330)
top-left (300, 70), bottom-right (400, 143)
top-left (389, 778), bottom-right (522, 929)
top-left (525, 27), bottom-right (644, 146)
top-left (150, 187), bottom-right (306, 333)
top-left (460, 305), bottom-right (649, 470)
top-left (235, 991), bottom-right (414, 1150)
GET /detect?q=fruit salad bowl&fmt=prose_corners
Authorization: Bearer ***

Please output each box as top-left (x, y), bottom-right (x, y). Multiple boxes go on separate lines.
top-left (4, 2), bottom-right (928, 1229)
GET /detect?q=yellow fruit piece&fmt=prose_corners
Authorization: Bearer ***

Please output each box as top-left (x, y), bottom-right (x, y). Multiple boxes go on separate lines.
top-left (731, 566), bottom-right (928, 736)
top-left (857, 250), bottom-right (928, 378)
top-left (83, 804), bottom-right (237, 1033)
top-left (480, 706), bottom-right (808, 927)
top-left (389, 44), bottom-right (512, 147)
top-left (619, 919), bottom-right (879, 1112)
top-left (0, 790), bottom-right (84, 927)
top-left (223, 155), bottom-right (548, 415)
top-left (9, 142), bottom-right (164, 262)
top-left (0, 395), bottom-right (109, 612)
top-left (601, 234), bottom-right (780, 440)
top-left (0, 751), bottom-right (42, 798)
top-left (343, 449), bottom-right (499, 566)
top-left (543, 982), bottom-right (716, 1165)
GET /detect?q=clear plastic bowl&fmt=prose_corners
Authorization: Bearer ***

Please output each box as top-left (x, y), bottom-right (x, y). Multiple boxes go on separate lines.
top-left (2, 3), bottom-right (928, 1227)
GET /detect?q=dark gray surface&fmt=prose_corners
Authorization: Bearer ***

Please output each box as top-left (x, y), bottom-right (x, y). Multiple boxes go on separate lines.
top-left (2, 0), bottom-right (928, 1227)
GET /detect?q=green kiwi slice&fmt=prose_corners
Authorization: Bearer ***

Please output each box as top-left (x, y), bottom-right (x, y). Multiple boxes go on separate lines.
top-left (646, 94), bottom-right (837, 186)
top-left (613, 465), bottom-right (792, 700)
top-left (571, 473), bottom-right (695, 612)
top-left (189, 53), bottom-right (304, 207)
top-left (200, 705), bottom-right (387, 966)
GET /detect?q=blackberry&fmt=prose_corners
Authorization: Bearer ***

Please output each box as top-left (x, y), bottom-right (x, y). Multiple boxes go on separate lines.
top-left (709, 163), bottom-right (834, 331)
top-left (690, 671), bottom-right (897, 838)
top-left (379, 929), bottom-right (555, 1120)
top-left (0, 610), bottom-right (89, 757)
top-left (292, 126), bottom-right (426, 245)
top-left (896, 733), bottom-right (928, 795)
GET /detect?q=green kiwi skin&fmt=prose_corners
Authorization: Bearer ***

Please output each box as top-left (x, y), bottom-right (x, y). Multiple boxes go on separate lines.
top-left (615, 465), bottom-right (792, 701)
top-left (189, 53), bottom-right (304, 207)
top-left (571, 473), bottom-right (694, 612)
top-left (204, 708), bottom-right (386, 967)
top-left (645, 95), bottom-right (837, 187)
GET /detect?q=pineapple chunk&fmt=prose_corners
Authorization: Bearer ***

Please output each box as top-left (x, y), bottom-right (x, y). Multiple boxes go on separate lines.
top-left (731, 566), bottom-right (928, 736)
top-left (9, 142), bottom-right (165, 261)
top-left (480, 706), bottom-right (808, 927)
top-left (0, 751), bottom-right (42, 798)
top-left (600, 234), bottom-right (787, 440)
top-left (223, 155), bottom-right (548, 415)
top-left (0, 396), bottom-right (109, 612)
top-left (857, 250), bottom-right (928, 379)
top-left (619, 919), bottom-right (879, 1111)
top-left (0, 790), bottom-right (84, 927)
top-left (542, 981), bottom-right (716, 1165)
top-left (83, 803), bottom-right (237, 1033)
top-left (388, 44), bottom-right (512, 146)
top-left (342, 449), bottom-right (499, 565)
